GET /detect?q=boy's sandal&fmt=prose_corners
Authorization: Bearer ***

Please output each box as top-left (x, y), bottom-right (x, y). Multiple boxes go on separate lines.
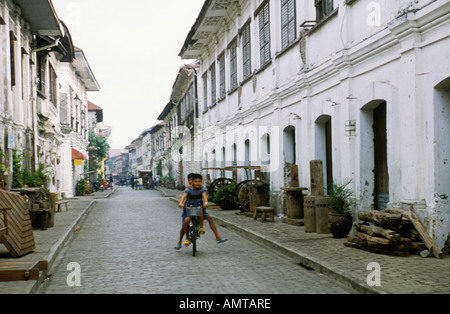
top-left (174, 244), bottom-right (182, 250)
top-left (184, 239), bottom-right (190, 247)
top-left (200, 228), bottom-right (206, 235)
top-left (216, 238), bottom-right (227, 244)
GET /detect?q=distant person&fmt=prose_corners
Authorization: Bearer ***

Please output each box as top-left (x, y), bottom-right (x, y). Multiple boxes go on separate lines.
top-left (137, 177), bottom-right (143, 190)
top-left (131, 176), bottom-right (136, 190)
top-left (155, 174), bottom-right (160, 187)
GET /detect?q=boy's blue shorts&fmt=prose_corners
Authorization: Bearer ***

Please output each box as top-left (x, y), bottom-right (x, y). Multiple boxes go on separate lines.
top-left (182, 207), bottom-right (209, 226)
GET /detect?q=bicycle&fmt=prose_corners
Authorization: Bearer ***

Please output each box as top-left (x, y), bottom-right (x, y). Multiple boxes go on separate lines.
top-left (185, 206), bottom-right (203, 256)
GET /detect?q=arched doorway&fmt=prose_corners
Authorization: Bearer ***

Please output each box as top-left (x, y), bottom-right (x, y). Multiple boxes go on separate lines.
top-left (315, 115), bottom-right (333, 191)
top-left (231, 143), bottom-right (237, 166)
top-left (361, 100), bottom-right (389, 210)
top-left (244, 140), bottom-right (251, 166)
top-left (260, 133), bottom-right (270, 167)
top-left (283, 126), bottom-right (296, 186)
top-left (434, 77), bottom-right (450, 210)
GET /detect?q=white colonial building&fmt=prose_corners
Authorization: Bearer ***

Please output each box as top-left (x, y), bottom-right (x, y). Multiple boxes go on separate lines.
top-left (0, 0), bottom-right (100, 197)
top-left (57, 47), bottom-right (100, 197)
top-left (157, 62), bottom-right (203, 188)
top-left (179, 0), bottom-right (450, 250)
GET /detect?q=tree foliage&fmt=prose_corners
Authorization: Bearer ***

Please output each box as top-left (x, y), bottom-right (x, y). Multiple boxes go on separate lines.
top-left (88, 132), bottom-right (110, 160)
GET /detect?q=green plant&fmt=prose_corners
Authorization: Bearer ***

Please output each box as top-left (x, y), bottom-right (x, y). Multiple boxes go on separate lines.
top-left (22, 168), bottom-right (42, 187)
top-left (76, 179), bottom-right (88, 196)
top-left (156, 160), bottom-right (162, 176)
top-left (12, 149), bottom-right (23, 188)
top-left (37, 163), bottom-right (51, 185)
top-left (213, 184), bottom-right (237, 207)
top-left (325, 179), bottom-right (355, 215)
top-left (88, 132), bottom-right (110, 160)
top-left (0, 149), bottom-right (6, 189)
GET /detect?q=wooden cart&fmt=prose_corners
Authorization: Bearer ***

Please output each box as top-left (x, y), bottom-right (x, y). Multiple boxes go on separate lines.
top-left (201, 167), bottom-right (237, 201)
top-left (223, 166), bottom-right (269, 212)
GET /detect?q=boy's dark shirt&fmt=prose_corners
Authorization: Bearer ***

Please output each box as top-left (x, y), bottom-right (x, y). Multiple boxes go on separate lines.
top-left (184, 186), bottom-right (206, 206)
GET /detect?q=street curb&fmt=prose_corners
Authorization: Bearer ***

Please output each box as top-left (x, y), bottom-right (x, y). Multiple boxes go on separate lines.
top-left (158, 188), bottom-right (381, 294)
top-left (93, 188), bottom-right (117, 199)
top-left (211, 214), bottom-right (382, 295)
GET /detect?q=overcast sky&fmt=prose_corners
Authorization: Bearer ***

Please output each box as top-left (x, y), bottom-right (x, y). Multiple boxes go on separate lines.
top-left (52, 0), bottom-right (205, 150)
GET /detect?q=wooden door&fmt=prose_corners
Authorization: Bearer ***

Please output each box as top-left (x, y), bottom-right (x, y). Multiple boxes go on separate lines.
top-left (325, 119), bottom-right (333, 191)
top-left (373, 102), bottom-right (389, 210)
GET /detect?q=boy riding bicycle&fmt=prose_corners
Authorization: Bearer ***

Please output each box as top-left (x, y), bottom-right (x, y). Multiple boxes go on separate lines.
top-left (176, 173), bottom-right (227, 249)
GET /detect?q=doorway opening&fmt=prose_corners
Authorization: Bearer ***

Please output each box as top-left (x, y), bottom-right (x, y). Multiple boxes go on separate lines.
top-left (315, 115), bottom-right (333, 191)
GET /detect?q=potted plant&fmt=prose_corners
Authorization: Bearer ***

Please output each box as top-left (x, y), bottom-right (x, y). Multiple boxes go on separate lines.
top-left (75, 179), bottom-right (88, 196)
top-left (325, 179), bottom-right (355, 238)
top-left (213, 184), bottom-right (237, 210)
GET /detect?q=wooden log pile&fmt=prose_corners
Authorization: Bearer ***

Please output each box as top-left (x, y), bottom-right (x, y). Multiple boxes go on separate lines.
top-left (345, 208), bottom-right (443, 258)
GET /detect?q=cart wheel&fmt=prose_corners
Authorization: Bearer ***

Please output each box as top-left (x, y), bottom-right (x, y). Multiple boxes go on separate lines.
top-left (209, 178), bottom-right (236, 200)
top-left (234, 180), bottom-right (257, 212)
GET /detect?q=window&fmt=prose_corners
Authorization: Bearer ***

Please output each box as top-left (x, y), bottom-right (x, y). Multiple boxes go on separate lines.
top-left (281, 0), bottom-right (296, 49)
top-left (210, 62), bottom-right (216, 106)
top-left (258, 2), bottom-right (271, 67)
top-left (180, 99), bottom-right (185, 123)
top-left (37, 53), bottom-right (46, 96)
top-left (241, 22), bottom-right (252, 80)
top-left (187, 84), bottom-right (193, 115)
top-left (315, 0), bottom-right (334, 22)
top-left (229, 39), bottom-right (238, 91)
top-left (218, 53), bottom-right (226, 99)
top-left (49, 65), bottom-right (58, 106)
top-left (10, 32), bottom-right (16, 87)
top-left (202, 73), bottom-right (208, 112)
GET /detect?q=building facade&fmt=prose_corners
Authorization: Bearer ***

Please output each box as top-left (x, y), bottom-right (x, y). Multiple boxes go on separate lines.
top-left (179, 0), bottom-right (450, 250)
top-left (58, 47), bottom-right (100, 197)
top-left (157, 62), bottom-right (203, 188)
top-left (0, 0), bottom-right (100, 198)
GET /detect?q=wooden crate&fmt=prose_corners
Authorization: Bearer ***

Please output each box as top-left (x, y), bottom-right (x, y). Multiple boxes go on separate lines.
top-left (0, 190), bottom-right (36, 257)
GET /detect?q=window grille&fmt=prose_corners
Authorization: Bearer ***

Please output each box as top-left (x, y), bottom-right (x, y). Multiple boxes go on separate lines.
top-left (281, 0), bottom-right (296, 49)
top-left (242, 22), bottom-right (252, 80)
top-left (258, 2), bottom-right (271, 67)
top-left (229, 39), bottom-right (238, 90)
top-left (210, 62), bottom-right (216, 106)
top-left (315, 0), bottom-right (334, 22)
top-left (218, 53), bottom-right (226, 99)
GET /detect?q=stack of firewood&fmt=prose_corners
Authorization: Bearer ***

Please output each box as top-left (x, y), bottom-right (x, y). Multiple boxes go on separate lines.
top-left (345, 208), bottom-right (443, 258)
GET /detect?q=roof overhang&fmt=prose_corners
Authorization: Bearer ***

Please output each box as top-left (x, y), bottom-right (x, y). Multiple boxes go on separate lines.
top-left (73, 48), bottom-right (101, 92)
top-left (157, 101), bottom-right (176, 121)
top-left (149, 123), bottom-right (165, 134)
top-left (58, 21), bottom-right (75, 62)
top-left (13, 0), bottom-right (63, 36)
top-left (179, 0), bottom-right (236, 59)
top-left (35, 21), bottom-right (75, 62)
top-left (88, 101), bottom-right (103, 122)
top-left (72, 148), bottom-right (87, 161)
top-left (170, 62), bottom-right (200, 103)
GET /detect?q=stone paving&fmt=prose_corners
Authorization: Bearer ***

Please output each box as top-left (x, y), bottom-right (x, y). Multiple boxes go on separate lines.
top-left (0, 190), bottom-right (109, 294)
top-left (158, 187), bottom-right (450, 294)
top-left (0, 186), bottom-right (448, 294)
top-left (36, 188), bottom-right (355, 294)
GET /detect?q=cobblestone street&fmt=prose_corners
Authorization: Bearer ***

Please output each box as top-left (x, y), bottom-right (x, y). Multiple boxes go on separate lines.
top-left (37, 188), bottom-right (356, 294)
